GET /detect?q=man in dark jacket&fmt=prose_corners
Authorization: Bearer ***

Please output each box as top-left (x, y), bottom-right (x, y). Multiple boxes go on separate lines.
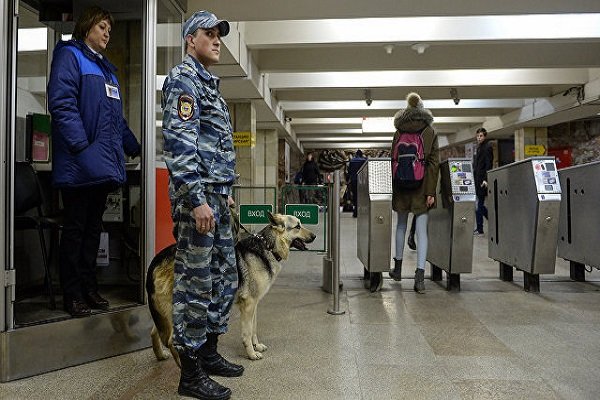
top-left (473, 127), bottom-right (494, 235)
top-left (301, 152), bottom-right (322, 204)
top-left (348, 149), bottom-right (367, 217)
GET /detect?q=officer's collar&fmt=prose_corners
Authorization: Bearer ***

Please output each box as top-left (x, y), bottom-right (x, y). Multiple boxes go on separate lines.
top-left (184, 54), bottom-right (218, 84)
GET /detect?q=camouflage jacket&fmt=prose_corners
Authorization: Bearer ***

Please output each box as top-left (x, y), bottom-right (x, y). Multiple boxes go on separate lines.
top-left (161, 54), bottom-right (235, 208)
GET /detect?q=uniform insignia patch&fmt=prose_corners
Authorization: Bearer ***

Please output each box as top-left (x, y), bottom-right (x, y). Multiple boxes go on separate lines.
top-left (178, 94), bottom-right (194, 121)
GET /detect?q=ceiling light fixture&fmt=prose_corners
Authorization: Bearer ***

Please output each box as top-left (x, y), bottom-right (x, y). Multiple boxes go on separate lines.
top-left (384, 44), bottom-right (394, 55)
top-left (411, 43), bottom-right (429, 55)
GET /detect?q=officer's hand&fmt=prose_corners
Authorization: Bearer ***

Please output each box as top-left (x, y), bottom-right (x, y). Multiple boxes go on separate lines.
top-left (426, 195), bottom-right (435, 208)
top-left (481, 180), bottom-right (488, 188)
top-left (193, 203), bottom-right (215, 234)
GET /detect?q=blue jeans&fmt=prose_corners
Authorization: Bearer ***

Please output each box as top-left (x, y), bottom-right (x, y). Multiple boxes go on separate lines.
top-left (475, 195), bottom-right (488, 233)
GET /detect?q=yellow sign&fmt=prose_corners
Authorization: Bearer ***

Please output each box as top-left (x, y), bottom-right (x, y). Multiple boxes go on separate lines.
top-left (233, 131), bottom-right (255, 147)
top-left (525, 144), bottom-right (546, 156)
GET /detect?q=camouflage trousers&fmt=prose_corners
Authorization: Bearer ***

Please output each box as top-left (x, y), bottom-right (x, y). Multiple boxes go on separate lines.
top-left (171, 192), bottom-right (238, 352)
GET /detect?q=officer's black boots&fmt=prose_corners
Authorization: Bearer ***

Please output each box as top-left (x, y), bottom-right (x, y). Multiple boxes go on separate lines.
top-left (177, 350), bottom-right (231, 400)
top-left (198, 333), bottom-right (245, 377)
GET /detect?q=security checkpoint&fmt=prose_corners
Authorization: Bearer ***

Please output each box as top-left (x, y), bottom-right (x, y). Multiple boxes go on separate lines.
top-left (356, 159), bottom-right (393, 292)
top-left (427, 158), bottom-right (476, 291)
top-left (557, 160), bottom-right (600, 281)
top-left (487, 157), bottom-right (562, 292)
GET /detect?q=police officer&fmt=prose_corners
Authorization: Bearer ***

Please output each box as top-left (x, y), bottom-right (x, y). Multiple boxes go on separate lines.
top-left (161, 10), bottom-right (241, 400)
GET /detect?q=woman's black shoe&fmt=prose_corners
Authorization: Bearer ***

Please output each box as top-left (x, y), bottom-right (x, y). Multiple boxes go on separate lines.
top-left (84, 292), bottom-right (110, 310)
top-left (64, 299), bottom-right (91, 317)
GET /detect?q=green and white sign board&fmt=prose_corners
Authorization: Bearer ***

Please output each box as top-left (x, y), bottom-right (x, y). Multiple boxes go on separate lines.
top-left (285, 204), bottom-right (319, 225)
top-left (239, 204), bottom-right (273, 225)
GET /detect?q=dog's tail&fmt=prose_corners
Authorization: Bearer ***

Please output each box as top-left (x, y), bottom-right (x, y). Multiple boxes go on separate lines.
top-left (146, 244), bottom-right (176, 325)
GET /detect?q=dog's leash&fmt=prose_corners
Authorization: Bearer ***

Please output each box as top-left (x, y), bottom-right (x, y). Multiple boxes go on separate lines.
top-left (230, 207), bottom-right (282, 262)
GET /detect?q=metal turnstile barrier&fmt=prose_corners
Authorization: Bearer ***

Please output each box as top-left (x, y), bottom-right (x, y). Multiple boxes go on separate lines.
top-left (488, 157), bottom-right (562, 292)
top-left (357, 158), bottom-right (392, 292)
top-left (427, 158), bottom-right (476, 291)
top-left (557, 160), bottom-right (600, 281)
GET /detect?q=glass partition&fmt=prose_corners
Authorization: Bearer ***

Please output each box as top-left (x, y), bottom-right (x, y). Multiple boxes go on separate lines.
top-left (156, 0), bottom-right (183, 160)
top-left (12, 0), bottom-right (144, 326)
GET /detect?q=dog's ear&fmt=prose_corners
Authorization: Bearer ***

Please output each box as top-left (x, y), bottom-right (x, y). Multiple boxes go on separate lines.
top-left (267, 212), bottom-right (279, 226)
top-left (267, 212), bottom-right (286, 231)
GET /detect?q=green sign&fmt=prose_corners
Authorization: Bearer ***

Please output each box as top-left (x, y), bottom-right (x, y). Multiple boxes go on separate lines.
top-left (239, 204), bottom-right (273, 224)
top-left (285, 204), bottom-right (319, 225)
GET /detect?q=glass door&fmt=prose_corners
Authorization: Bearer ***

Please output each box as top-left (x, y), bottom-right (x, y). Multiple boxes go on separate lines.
top-left (10, 0), bottom-right (145, 326)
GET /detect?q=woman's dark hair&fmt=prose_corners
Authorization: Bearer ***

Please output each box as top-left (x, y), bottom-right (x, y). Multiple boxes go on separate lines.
top-left (476, 127), bottom-right (488, 136)
top-left (72, 6), bottom-right (114, 41)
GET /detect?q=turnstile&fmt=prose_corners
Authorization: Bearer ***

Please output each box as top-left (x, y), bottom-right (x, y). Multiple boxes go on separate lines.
top-left (427, 158), bottom-right (476, 291)
top-left (557, 161), bottom-right (600, 281)
top-left (488, 157), bottom-right (562, 292)
top-left (357, 159), bottom-right (392, 292)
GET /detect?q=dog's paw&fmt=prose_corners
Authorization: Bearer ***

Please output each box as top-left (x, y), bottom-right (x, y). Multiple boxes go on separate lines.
top-left (247, 351), bottom-right (263, 360)
top-left (155, 352), bottom-right (169, 361)
top-left (253, 343), bottom-right (267, 352)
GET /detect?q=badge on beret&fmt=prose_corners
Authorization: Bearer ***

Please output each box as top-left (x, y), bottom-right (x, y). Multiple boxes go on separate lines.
top-left (178, 94), bottom-right (194, 121)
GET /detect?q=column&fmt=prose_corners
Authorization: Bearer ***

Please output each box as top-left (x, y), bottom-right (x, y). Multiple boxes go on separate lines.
top-left (230, 102), bottom-right (256, 205)
top-left (514, 127), bottom-right (548, 161)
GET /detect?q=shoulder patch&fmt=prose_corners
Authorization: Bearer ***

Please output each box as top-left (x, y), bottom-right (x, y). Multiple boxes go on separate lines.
top-left (178, 94), bottom-right (194, 121)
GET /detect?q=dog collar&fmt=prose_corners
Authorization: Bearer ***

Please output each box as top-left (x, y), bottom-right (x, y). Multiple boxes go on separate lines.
top-left (253, 233), bottom-right (282, 262)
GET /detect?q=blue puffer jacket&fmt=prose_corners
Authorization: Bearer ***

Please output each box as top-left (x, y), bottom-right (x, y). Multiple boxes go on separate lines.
top-left (47, 40), bottom-right (140, 188)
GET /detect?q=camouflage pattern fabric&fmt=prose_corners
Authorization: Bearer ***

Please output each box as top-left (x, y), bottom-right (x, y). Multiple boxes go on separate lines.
top-left (171, 193), bottom-right (238, 351)
top-left (162, 54), bottom-right (237, 351)
top-left (182, 10), bottom-right (230, 38)
top-left (161, 54), bottom-right (235, 208)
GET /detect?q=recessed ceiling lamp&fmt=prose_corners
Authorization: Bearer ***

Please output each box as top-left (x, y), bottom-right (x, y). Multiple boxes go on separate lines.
top-left (411, 43), bottom-right (429, 55)
top-left (383, 44), bottom-right (394, 55)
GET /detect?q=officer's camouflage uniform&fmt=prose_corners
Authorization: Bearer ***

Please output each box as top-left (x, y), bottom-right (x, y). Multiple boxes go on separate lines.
top-left (161, 53), bottom-right (236, 352)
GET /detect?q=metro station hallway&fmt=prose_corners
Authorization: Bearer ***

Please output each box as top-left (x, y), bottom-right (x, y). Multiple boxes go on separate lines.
top-left (2, 213), bottom-right (600, 399)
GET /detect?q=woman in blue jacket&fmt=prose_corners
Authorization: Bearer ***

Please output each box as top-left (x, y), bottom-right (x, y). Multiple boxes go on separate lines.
top-left (47, 6), bottom-right (140, 317)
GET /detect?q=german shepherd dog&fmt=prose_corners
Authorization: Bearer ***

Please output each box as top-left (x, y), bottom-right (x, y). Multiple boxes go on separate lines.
top-left (147, 212), bottom-right (316, 365)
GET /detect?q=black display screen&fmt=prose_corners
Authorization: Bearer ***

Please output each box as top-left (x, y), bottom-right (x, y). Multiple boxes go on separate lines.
top-left (545, 163), bottom-right (556, 171)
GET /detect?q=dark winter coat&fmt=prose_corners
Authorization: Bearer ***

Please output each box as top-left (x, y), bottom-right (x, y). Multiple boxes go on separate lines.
top-left (301, 159), bottom-right (321, 185)
top-left (47, 40), bottom-right (140, 188)
top-left (348, 150), bottom-right (367, 186)
top-left (391, 106), bottom-right (439, 215)
top-left (473, 139), bottom-right (493, 197)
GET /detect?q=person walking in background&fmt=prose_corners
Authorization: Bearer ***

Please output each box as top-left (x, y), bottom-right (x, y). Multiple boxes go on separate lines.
top-left (388, 93), bottom-right (439, 293)
top-left (47, 6), bottom-right (141, 318)
top-left (348, 149), bottom-right (367, 217)
top-left (473, 127), bottom-right (493, 236)
top-left (162, 10), bottom-right (242, 400)
top-left (301, 152), bottom-right (322, 204)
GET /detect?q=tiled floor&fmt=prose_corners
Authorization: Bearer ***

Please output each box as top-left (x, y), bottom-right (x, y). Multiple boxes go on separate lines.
top-left (2, 213), bottom-right (600, 399)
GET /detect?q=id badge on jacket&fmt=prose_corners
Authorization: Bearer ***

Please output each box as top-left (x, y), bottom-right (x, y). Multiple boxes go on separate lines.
top-left (105, 83), bottom-right (120, 100)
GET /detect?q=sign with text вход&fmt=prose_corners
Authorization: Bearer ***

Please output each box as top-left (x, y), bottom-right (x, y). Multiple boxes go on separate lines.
top-left (239, 204), bottom-right (273, 225)
top-left (285, 204), bottom-right (319, 225)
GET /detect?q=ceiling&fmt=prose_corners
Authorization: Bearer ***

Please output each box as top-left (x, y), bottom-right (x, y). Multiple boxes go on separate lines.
top-left (189, 1), bottom-right (600, 151)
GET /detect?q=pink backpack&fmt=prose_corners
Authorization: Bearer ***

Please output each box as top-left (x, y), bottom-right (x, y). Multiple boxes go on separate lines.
top-left (391, 129), bottom-right (425, 190)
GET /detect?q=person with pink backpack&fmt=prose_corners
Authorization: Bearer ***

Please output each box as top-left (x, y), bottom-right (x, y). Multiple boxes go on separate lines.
top-left (389, 93), bottom-right (439, 293)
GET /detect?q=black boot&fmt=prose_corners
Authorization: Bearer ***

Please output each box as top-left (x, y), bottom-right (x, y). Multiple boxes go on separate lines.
top-left (389, 258), bottom-right (402, 281)
top-left (414, 269), bottom-right (425, 294)
top-left (178, 350), bottom-right (231, 400)
top-left (198, 333), bottom-right (244, 377)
